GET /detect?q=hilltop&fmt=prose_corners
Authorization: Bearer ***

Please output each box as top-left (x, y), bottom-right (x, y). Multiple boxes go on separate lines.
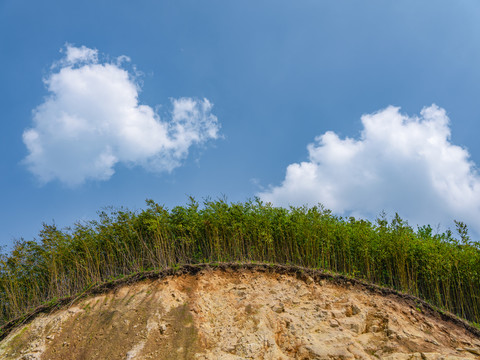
top-left (1, 199), bottom-right (479, 330)
top-left (1, 264), bottom-right (479, 359)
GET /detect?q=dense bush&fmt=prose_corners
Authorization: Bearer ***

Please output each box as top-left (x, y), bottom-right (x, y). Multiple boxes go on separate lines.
top-left (1, 198), bottom-right (479, 326)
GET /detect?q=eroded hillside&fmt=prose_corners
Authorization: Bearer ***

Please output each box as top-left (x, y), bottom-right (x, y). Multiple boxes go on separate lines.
top-left (1, 264), bottom-right (479, 359)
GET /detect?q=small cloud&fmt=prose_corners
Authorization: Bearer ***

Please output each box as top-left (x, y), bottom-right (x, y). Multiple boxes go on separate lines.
top-left (63, 44), bottom-right (98, 65)
top-left (250, 177), bottom-right (265, 191)
top-left (258, 105), bottom-right (480, 235)
top-left (23, 44), bottom-right (220, 186)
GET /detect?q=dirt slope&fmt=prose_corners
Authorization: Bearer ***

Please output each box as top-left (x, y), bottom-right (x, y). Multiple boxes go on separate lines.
top-left (1, 264), bottom-right (479, 359)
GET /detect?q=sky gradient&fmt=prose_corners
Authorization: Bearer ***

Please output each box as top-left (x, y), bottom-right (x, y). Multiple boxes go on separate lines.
top-left (2, 1), bottom-right (480, 248)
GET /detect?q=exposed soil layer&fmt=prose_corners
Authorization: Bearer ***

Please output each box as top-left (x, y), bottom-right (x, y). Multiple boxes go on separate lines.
top-left (1, 263), bottom-right (479, 359)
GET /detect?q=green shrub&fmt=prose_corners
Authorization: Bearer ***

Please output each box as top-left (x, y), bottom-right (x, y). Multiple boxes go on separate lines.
top-left (1, 198), bottom-right (479, 326)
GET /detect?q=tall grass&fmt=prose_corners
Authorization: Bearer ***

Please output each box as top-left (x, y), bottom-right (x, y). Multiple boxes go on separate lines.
top-left (1, 198), bottom-right (479, 326)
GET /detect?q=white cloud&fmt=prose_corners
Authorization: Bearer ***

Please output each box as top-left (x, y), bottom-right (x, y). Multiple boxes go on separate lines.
top-left (63, 44), bottom-right (98, 65)
top-left (23, 45), bottom-right (220, 186)
top-left (258, 105), bottom-right (480, 234)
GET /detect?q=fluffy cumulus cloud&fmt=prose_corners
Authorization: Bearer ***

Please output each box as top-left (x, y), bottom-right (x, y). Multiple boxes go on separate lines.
top-left (259, 105), bottom-right (480, 233)
top-left (23, 45), bottom-right (220, 186)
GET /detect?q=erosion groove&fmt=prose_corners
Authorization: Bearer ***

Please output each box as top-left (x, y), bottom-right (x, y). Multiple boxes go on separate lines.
top-left (1, 263), bottom-right (479, 359)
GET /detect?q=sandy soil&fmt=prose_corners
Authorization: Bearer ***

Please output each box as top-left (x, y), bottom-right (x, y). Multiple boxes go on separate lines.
top-left (1, 265), bottom-right (479, 359)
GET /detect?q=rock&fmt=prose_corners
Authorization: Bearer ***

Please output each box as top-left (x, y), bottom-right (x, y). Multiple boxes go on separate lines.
top-left (271, 303), bottom-right (285, 313)
top-left (296, 289), bottom-right (310, 297)
top-left (464, 347), bottom-right (480, 355)
top-left (331, 309), bottom-right (344, 318)
top-left (329, 319), bottom-right (340, 328)
top-left (351, 304), bottom-right (361, 315)
top-left (370, 325), bottom-right (380, 333)
top-left (426, 338), bottom-right (440, 346)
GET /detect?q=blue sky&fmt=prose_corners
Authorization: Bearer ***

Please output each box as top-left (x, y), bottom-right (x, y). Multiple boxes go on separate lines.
top-left (2, 1), bottom-right (480, 248)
